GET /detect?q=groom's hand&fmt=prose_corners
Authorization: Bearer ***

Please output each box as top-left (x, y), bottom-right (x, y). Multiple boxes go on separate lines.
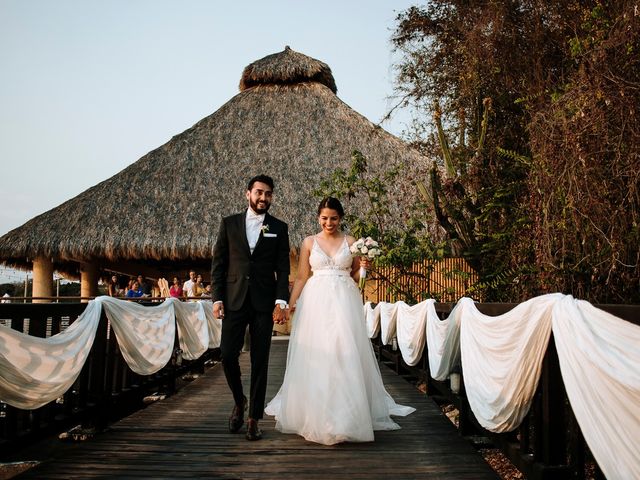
top-left (272, 304), bottom-right (286, 324)
top-left (214, 301), bottom-right (224, 319)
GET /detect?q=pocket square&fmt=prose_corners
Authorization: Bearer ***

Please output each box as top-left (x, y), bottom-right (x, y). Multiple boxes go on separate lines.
top-left (263, 233), bottom-right (277, 238)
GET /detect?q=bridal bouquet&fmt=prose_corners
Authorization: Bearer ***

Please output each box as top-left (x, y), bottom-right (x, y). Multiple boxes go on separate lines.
top-left (350, 237), bottom-right (381, 289)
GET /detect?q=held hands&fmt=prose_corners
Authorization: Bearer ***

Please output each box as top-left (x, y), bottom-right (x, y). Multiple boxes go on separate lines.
top-left (213, 302), bottom-right (225, 319)
top-left (272, 304), bottom-right (288, 324)
top-left (272, 303), bottom-right (296, 324)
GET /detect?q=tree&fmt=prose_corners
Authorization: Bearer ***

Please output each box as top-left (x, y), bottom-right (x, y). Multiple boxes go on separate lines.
top-left (393, 1), bottom-right (538, 299)
top-left (417, 97), bottom-right (533, 300)
top-left (392, 1), bottom-right (639, 303)
top-left (523, 2), bottom-right (640, 302)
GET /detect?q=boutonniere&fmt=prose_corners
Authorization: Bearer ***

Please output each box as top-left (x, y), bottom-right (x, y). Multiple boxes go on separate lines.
top-left (260, 224), bottom-right (270, 235)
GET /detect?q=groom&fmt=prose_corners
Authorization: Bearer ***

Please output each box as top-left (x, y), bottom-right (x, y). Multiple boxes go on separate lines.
top-left (211, 174), bottom-right (290, 441)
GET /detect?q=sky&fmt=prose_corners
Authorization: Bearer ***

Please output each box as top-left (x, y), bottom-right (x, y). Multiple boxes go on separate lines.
top-left (0, 0), bottom-right (420, 283)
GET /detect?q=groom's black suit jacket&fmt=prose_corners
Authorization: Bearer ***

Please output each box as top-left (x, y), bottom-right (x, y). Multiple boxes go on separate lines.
top-left (211, 210), bottom-right (290, 312)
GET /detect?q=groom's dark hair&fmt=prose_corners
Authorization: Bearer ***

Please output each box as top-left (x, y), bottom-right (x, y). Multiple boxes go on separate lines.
top-left (247, 174), bottom-right (274, 191)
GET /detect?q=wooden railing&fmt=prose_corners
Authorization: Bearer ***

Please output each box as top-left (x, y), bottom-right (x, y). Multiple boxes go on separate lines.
top-left (0, 301), bottom-right (219, 458)
top-left (373, 302), bottom-right (639, 480)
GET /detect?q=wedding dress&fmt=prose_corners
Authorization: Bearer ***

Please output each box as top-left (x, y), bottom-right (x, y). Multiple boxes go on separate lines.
top-left (265, 236), bottom-right (415, 445)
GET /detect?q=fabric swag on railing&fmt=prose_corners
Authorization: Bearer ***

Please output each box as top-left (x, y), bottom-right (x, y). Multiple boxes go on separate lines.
top-left (364, 293), bottom-right (640, 480)
top-left (0, 297), bottom-right (221, 410)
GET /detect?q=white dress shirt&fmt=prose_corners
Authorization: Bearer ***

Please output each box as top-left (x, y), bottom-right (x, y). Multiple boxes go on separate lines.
top-left (246, 208), bottom-right (265, 254)
top-left (183, 279), bottom-right (196, 297)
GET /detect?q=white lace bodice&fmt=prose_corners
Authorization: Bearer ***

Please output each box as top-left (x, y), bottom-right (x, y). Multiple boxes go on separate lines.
top-left (309, 236), bottom-right (353, 273)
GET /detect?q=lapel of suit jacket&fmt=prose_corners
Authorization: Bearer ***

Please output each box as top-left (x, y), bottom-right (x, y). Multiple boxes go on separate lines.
top-left (238, 210), bottom-right (252, 256)
top-left (252, 212), bottom-right (271, 256)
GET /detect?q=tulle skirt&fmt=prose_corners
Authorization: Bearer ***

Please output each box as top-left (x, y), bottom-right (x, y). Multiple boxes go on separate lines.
top-left (265, 270), bottom-right (415, 445)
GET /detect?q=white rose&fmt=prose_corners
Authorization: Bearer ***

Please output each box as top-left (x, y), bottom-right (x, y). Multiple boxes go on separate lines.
top-left (361, 246), bottom-right (369, 254)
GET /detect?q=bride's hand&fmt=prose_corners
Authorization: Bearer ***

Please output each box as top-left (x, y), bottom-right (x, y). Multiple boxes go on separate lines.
top-left (359, 257), bottom-right (371, 270)
top-left (285, 305), bottom-right (295, 321)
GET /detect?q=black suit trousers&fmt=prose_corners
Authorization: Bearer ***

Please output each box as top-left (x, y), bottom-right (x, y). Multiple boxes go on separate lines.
top-left (220, 294), bottom-right (274, 420)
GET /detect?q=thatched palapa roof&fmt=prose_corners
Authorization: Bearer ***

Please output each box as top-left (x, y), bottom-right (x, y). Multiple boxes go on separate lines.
top-left (240, 46), bottom-right (337, 94)
top-left (0, 46), bottom-right (428, 279)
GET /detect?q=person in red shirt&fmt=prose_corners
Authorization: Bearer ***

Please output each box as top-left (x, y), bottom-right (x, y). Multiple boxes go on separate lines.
top-left (169, 276), bottom-right (183, 298)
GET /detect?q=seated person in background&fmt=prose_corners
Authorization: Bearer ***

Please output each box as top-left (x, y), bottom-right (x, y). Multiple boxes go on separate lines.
top-left (107, 275), bottom-right (120, 297)
top-left (201, 284), bottom-right (212, 298)
top-left (124, 278), bottom-right (135, 297)
top-left (126, 281), bottom-right (144, 298)
top-left (169, 277), bottom-right (183, 298)
top-left (194, 274), bottom-right (205, 297)
top-left (137, 275), bottom-right (151, 296)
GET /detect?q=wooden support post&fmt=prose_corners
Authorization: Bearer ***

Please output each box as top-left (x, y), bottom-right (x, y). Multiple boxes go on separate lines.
top-left (541, 336), bottom-right (567, 466)
top-left (457, 374), bottom-right (479, 436)
top-left (32, 256), bottom-right (53, 303)
top-left (80, 262), bottom-right (98, 302)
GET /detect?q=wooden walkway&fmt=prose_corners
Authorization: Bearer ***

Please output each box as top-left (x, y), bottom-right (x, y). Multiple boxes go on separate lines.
top-left (13, 339), bottom-right (497, 479)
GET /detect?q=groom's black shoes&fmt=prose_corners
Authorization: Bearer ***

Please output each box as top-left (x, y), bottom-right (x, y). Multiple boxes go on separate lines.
top-left (245, 418), bottom-right (263, 441)
top-left (229, 396), bottom-right (247, 433)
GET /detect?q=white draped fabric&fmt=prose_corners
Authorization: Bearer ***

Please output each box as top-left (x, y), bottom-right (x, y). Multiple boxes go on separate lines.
top-left (0, 296), bottom-right (219, 410)
top-left (173, 300), bottom-right (209, 360)
top-left (368, 294), bottom-right (640, 480)
top-left (363, 302), bottom-right (381, 338)
top-left (101, 296), bottom-right (177, 374)
top-left (458, 294), bottom-right (559, 432)
top-left (379, 301), bottom-right (401, 345)
top-left (425, 299), bottom-right (461, 381)
top-left (0, 300), bottom-right (102, 410)
top-left (552, 296), bottom-right (640, 480)
top-left (394, 300), bottom-right (431, 366)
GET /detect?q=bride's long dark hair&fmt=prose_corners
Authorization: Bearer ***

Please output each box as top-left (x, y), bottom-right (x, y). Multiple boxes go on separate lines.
top-left (317, 197), bottom-right (345, 218)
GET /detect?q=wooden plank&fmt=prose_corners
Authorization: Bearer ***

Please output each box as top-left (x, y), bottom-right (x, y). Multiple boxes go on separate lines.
top-left (13, 339), bottom-right (498, 479)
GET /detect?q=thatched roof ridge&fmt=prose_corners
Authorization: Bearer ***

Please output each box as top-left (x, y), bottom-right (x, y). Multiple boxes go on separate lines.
top-left (0, 49), bottom-right (428, 276)
top-left (240, 46), bottom-right (337, 94)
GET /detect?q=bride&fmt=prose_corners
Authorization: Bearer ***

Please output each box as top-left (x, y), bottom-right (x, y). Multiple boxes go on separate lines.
top-left (265, 197), bottom-right (415, 445)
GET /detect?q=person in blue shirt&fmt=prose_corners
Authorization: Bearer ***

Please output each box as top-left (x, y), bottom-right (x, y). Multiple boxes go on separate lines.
top-left (126, 281), bottom-right (144, 298)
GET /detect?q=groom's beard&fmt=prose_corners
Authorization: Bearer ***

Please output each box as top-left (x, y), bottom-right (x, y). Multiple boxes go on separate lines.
top-left (250, 198), bottom-right (271, 214)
